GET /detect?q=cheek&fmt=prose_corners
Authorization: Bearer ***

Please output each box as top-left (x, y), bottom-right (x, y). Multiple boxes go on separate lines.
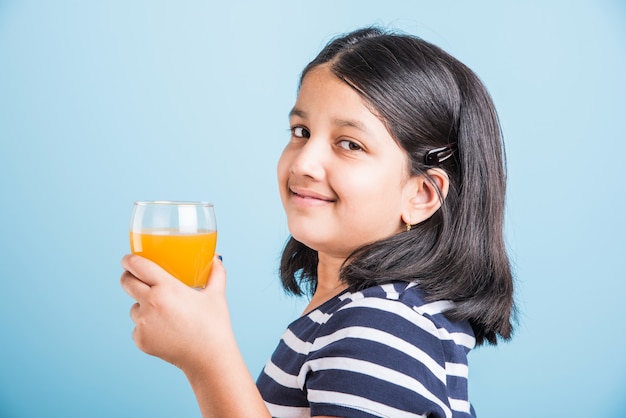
top-left (276, 150), bottom-right (292, 200)
top-left (276, 150), bottom-right (289, 183)
top-left (342, 169), bottom-right (395, 202)
top-left (341, 172), bottom-right (405, 219)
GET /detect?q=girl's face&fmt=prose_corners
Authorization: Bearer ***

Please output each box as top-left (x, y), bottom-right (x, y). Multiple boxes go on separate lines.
top-left (277, 65), bottom-right (417, 261)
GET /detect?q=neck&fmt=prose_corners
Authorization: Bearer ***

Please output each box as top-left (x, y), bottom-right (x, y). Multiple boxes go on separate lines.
top-left (316, 252), bottom-right (343, 286)
top-left (302, 253), bottom-right (348, 315)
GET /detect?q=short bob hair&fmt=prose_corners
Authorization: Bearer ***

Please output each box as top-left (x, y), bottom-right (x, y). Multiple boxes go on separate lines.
top-left (280, 27), bottom-right (515, 345)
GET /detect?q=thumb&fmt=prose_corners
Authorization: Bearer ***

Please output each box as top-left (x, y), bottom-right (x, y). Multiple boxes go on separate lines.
top-left (201, 254), bottom-right (226, 296)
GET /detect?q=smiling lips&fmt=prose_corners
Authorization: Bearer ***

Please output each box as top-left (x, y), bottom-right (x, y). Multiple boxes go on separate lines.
top-left (289, 186), bottom-right (336, 206)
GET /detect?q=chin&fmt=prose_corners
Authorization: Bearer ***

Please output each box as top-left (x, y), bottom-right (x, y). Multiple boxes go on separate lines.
top-left (289, 231), bottom-right (317, 249)
top-left (287, 230), bottom-right (324, 252)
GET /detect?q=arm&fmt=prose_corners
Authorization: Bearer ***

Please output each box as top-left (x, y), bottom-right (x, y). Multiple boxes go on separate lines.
top-left (120, 254), bottom-right (270, 418)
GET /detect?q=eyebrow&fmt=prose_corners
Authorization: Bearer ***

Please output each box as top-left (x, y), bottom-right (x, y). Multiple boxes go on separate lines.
top-left (288, 108), bottom-right (306, 119)
top-left (289, 107), bottom-right (370, 133)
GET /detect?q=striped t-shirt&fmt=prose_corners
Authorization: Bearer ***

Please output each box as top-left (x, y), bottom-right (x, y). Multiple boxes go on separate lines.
top-left (256, 281), bottom-right (476, 418)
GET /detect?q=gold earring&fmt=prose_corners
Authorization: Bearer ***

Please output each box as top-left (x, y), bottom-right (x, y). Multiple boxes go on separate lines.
top-left (406, 222), bottom-right (411, 232)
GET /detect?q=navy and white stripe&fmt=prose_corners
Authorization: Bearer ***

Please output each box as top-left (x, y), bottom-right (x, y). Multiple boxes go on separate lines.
top-left (257, 282), bottom-right (476, 418)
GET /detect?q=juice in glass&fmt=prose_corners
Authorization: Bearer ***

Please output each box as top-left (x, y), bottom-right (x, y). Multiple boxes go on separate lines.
top-left (130, 228), bottom-right (218, 288)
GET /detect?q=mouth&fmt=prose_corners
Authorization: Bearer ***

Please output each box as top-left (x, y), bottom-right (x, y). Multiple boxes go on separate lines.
top-left (289, 186), bottom-right (336, 204)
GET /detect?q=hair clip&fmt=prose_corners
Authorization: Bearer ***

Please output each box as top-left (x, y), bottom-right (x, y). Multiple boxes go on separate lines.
top-left (424, 143), bottom-right (457, 166)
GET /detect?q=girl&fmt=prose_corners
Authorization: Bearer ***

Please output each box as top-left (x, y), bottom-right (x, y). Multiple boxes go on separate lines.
top-left (121, 27), bottom-right (515, 418)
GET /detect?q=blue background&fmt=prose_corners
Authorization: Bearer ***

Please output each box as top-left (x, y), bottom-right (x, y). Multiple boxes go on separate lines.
top-left (1, 1), bottom-right (625, 417)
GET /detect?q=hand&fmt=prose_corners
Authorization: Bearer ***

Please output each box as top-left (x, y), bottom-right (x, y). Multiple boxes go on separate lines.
top-left (121, 254), bottom-right (271, 417)
top-left (120, 253), bottom-right (231, 372)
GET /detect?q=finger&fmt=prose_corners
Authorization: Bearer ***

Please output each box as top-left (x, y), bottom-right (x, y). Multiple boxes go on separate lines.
top-left (129, 303), bottom-right (152, 355)
top-left (201, 254), bottom-right (227, 295)
top-left (121, 254), bottom-right (172, 287)
top-left (129, 302), bottom-right (141, 324)
top-left (120, 270), bottom-right (151, 301)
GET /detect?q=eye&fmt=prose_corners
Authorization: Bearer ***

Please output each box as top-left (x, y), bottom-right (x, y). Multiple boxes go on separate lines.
top-left (291, 126), bottom-right (310, 139)
top-left (337, 139), bottom-right (363, 151)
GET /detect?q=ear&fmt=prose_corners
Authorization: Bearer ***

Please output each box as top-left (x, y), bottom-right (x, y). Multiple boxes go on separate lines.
top-left (401, 168), bottom-right (450, 226)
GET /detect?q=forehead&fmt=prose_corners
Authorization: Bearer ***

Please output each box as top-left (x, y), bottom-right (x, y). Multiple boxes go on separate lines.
top-left (294, 65), bottom-right (383, 125)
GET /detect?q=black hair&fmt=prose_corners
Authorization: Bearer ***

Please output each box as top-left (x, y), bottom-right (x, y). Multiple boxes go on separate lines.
top-left (280, 27), bottom-right (515, 345)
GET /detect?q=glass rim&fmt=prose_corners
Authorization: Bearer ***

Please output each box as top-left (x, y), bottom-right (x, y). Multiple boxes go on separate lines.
top-left (133, 200), bottom-right (214, 207)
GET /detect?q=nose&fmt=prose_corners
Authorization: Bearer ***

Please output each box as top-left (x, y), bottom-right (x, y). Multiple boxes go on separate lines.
top-left (289, 137), bottom-right (327, 180)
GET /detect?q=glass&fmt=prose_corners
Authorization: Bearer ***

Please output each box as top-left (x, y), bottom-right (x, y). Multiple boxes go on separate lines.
top-left (129, 201), bottom-right (218, 289)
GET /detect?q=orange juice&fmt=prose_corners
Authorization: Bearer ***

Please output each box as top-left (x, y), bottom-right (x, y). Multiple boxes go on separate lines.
top-left (130, 229), bottom-right (218, 288)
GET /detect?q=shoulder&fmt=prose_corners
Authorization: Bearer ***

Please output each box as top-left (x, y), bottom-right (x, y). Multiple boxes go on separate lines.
top-left (301, 282), bottom-right (476, 417)
top-left (315, 282), bottom-right (475, 351)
